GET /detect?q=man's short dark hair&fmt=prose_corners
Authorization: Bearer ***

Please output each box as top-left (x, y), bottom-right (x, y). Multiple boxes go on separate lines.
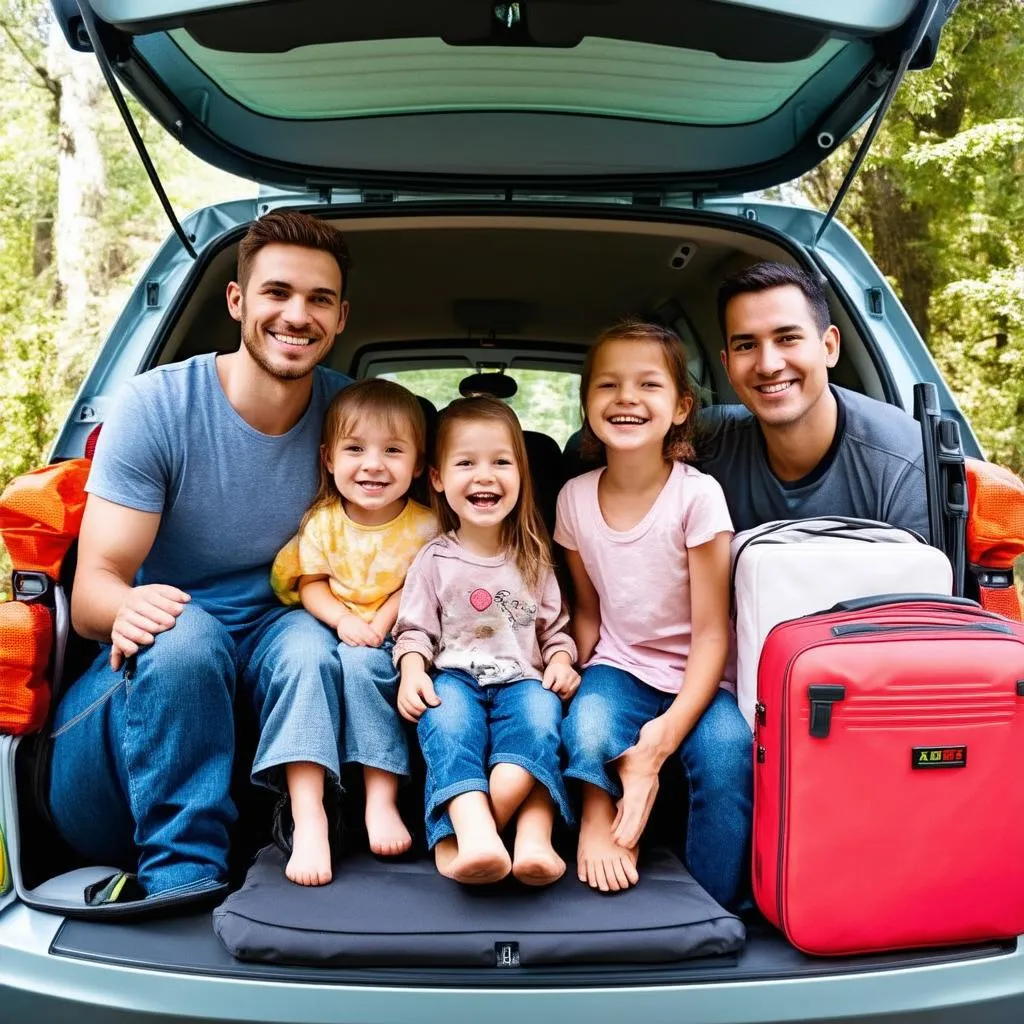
top-left (237, 210), bottom-right (352, 299)
top-left (716, 261), bottom-right (831, 341)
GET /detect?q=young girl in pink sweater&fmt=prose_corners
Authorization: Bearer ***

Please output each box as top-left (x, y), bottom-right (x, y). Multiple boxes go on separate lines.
top-left (393, 396), bottom-right (579, 886)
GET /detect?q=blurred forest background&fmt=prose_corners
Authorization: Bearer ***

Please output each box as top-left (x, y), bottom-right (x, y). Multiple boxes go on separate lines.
top-left (0, 0), bottom-right (1022, 596)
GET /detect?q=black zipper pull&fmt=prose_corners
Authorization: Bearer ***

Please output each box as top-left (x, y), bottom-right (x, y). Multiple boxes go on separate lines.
top-left (755, 701), bottom-right (767, 727)
top-left (757, 745), bottom-right (766, 764)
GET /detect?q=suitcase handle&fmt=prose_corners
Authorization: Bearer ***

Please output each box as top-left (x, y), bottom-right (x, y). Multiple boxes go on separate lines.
top-left (828, 593), bottom-right (982, 615)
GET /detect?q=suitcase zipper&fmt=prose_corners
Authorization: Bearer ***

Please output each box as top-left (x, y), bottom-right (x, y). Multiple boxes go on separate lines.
top-left (831, 622), bottom-right (1012, 637)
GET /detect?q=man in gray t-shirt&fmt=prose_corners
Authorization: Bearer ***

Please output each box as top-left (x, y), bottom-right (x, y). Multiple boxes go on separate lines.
top-left (48, 211), bottom-right (352, 901)
top-left (697, 261), bottom-right (929, 541)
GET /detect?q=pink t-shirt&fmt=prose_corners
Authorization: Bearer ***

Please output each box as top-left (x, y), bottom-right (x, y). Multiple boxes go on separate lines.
top-left (554, 461), bottom-right (734, 695)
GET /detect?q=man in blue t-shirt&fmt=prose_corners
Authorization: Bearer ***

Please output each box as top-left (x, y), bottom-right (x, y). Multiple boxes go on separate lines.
top-left (49, 211), bottom-right (353, 900)
top-left (698, 262), bottom-right (930, 541)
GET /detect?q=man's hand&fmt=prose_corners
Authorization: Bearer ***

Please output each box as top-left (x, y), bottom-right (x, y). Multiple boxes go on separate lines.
top-left (336, 612), bottom-right (384, 648)
top-left (397, 667), bottom-right (440, 722)
top-left (542, 651), bottom-right (581, 699)
top-left (610, 717), bottom-right (677, 850)
top-left (110, 584), bottom-right (191, 671)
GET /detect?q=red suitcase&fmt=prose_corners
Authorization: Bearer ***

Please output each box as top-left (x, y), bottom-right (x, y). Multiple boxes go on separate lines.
top-left (753, 594), bottom-right (1024, 956)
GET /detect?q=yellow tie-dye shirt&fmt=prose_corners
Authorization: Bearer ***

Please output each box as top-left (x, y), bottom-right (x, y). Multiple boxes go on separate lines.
top-left (270, 499), bottom-right (438, 622)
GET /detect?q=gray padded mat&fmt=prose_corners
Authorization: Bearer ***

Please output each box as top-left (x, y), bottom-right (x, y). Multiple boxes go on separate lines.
top-left (213, 844), bottom-right (746, 967)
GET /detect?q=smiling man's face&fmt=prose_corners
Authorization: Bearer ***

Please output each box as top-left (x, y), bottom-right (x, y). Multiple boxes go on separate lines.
top-left (227, 243), bottom-right (348, 382)
top-left (721, 283), bottom-right (839, 431)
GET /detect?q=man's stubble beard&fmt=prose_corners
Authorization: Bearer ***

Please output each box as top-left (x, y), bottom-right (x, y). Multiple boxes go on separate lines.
top-left (239, 306), bottom-right (319, 383)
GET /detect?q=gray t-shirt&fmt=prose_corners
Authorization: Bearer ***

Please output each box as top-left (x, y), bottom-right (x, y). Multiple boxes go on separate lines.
top-left (86, 353), bottom-right (350, 633)
top-left (695, 385), bottom-right (931, 542)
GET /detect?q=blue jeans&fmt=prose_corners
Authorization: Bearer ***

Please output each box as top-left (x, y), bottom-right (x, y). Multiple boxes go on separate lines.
top-left (48, 603), bottom-right (342, 898)
top-left (417, 670), bottom-right (572, 849)
top-left (339, 638), bottom-right (408, 777)
top-left (562, 664), bottom-right (752, 909)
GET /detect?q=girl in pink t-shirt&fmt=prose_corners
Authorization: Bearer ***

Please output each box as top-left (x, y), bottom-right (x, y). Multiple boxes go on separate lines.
top-left (554, 320), bottom-right (751, 908)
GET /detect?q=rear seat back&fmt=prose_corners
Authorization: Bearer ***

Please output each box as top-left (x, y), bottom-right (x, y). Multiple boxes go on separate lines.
top-left (522, 430), bottom-right (565, 535)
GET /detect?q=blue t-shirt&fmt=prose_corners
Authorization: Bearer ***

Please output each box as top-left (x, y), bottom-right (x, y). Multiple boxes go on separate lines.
top-left (86, 353), bottom-right (350, 633)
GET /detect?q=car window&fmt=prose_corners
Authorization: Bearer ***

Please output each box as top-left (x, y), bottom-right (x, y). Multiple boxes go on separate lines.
top-left (379, 368), bottom-right (582, 449)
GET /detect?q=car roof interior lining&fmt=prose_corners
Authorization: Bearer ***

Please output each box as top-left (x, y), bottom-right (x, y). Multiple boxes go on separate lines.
top-left (160, 214), bottom-right (875, 402)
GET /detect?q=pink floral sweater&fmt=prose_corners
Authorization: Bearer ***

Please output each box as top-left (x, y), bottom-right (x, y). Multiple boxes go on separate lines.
top-left (392, 533), bottom-right (576, 685)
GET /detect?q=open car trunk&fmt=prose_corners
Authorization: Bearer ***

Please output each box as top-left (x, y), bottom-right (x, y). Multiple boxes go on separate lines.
top-left (11, 203), bottom-right (1005, 984)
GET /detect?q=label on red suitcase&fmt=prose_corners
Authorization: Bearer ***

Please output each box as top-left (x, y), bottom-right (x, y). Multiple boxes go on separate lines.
top-left (911, 745), bottom-right (967, 768)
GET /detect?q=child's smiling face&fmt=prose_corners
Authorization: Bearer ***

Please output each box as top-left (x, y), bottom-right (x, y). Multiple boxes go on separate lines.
top-left (585, 339), bottom-right (691, 457)
top-left (324, 413), bottom-right (420, 526)
top-left (430, 419), bottom-right (521, 533)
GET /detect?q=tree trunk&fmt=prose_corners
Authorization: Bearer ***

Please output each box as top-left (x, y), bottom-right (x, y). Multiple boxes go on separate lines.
top-left (47, 22), bottom-right (107, 324)
top-left (858, 168), bottom-right (935, 344)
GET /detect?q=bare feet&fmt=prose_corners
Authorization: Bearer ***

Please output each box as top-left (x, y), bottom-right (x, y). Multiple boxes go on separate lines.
top-left (366, 801), bottom-right (413, 857)
top-left (286, 800), bottom-right (333, 886)
top-left (434, 836), bottom-right (460, 877)
top-left (511, 782), bottom-right (565, 886)
top-left (447, 837), bottom-right (512, 884)
top-left (436, 835), bottom-right (512, 884)
top-left (513, 834), bottom-right (566, 886)
top-left (363, 767), bottom-right (412, 856)
top-left (284, 762), bottom-right (333, 886)
top-left (435, 835), bottom-right (512, 884)
top-left (440, 791), bottom-right (513, 884)
top-left (577, 785), bottom-right (639, 892)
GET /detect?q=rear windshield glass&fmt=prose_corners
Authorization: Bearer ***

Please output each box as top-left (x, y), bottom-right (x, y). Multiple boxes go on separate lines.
top-left (167, 29), bottom-right (850, 124)
top-left (379, 367), bottom-right (581, 450)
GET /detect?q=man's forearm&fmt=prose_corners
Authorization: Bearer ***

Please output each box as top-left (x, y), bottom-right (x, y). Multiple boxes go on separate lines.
top-left (71, 566), bottom-right (135, 642)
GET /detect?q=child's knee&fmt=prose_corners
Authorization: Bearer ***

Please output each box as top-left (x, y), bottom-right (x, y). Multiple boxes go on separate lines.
top-left (562, 691), bottom-right (617, 764)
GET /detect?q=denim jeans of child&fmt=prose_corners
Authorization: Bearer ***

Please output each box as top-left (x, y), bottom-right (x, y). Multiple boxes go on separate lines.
top-left (417, 670), bottom-right (571, 849)
top-left (339, 637), bottom-right (408, 777)
top-left (48, 602), bottom-right (342, 898)
top-left (562, 663), bottom-right (752, 909)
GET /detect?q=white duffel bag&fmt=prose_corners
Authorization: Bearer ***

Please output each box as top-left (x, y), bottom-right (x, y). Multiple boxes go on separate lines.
top-left (730, 517), bottom-right (953, 731)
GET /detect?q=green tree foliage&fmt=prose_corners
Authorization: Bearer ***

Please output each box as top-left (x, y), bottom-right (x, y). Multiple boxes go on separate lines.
top-left (800, 0), bottom-right (1024, 473)
top-left (0, 0), bottom-right (250, 594)
top-left (382, 368), bottom-right (582, 448)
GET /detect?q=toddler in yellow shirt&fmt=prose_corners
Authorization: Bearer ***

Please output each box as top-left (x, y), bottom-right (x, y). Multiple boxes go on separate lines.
top-left (271, 379), bottom-right (437, 884)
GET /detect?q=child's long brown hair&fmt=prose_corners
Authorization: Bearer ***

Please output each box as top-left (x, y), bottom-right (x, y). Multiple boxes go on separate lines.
top-left (302, 379), bottom-right (426, 530)
top-left (579, 319), bottom-right (696, 464)
top-left (431, 396), bottom-right (551, 592)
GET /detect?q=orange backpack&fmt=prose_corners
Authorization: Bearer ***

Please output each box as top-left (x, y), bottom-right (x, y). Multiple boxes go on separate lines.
top-left (965, 458), bottom-right (1024, 621)
top-left (0, 459), bottom-right (91, 734)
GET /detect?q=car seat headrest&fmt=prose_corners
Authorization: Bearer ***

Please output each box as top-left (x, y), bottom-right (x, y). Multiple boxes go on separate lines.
top-left (458, 372), bottom-right (518, 400)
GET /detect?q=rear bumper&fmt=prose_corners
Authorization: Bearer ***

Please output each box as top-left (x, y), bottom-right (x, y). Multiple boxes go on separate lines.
top-left (3, 902), bottom-right (1024, 1024)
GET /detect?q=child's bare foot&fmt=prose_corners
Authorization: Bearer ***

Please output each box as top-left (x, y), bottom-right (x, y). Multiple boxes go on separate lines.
top-left (448, 834), bottom-right (512, 884)
top-left (511, 782), bottom-right (564, 886)
top-left (435, 834), bottom-right (511, 883)
top-left (285, 801), bottom-right (332, 886)
top-left (577, 824), bottom-right (638, 892)
top-left (366, 801), bottom-right (412, 856)
top-left (434, 836), bottom-right (460, 878)
top-left (513, 834), bottom-right (565, 886)
top-left (442, 791), bottom-right (512, 884)
top-left (577, 785), bottom-right (639, 892)
top-left (363, 767), bottom-right (412, 856)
